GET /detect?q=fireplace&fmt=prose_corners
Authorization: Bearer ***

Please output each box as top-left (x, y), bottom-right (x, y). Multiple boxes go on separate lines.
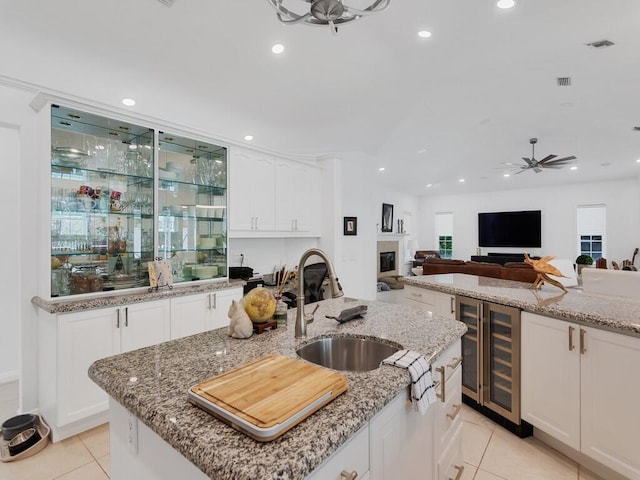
top-left (377, 240), bottom-right (399, 277)
top-left (380, 252), bottom-right (396, 273)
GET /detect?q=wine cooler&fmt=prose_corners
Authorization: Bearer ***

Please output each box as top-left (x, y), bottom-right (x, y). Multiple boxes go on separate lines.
top-left (457, 296), bottom-right (529, 434)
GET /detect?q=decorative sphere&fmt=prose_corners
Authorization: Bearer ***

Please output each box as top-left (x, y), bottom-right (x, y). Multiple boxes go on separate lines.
top-left (243, 287), bottom-right (276, 323)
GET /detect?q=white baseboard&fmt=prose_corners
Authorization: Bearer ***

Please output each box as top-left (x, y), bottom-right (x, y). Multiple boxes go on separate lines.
top-left (0, 370), bottom-right (19, 385)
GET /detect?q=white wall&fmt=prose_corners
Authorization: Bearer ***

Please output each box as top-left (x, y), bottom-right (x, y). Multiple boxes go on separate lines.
top-left (0, 82), bottom-right (41, 412)
top-left (228, 238), bottom-right (318, 276)
top-left (418, 178), bottom-right (640, 264)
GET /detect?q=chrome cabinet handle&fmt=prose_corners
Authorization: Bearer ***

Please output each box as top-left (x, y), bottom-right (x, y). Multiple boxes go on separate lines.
top-left (208, 294), bottom-right (212, 310)
top-left (435, 366), bottom-right (446, 402)
top-left (116, 309), bottom-right (120, 328)
top-left (450, 297), bottom-right (455, 314)
top-left (568, 326), bottom-right (575, 351)
top-left (446, 403), bottom-right (462, 420)
top-left (125, 307), bottom-right (129, 327)
top-left (580, 328), bottom-right (587, 354)
top-left (340, 471), bottom-right (358, 480)
top-left (212, 293), bottom-right (217, 309)
top-left (449, 464), bottom-right (464, 480)
top-left (448, 357), bottom-right (462, 370)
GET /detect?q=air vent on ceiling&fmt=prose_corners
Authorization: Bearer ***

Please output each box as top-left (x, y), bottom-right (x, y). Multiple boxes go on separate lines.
top-left (556, 77), bottom-right (572, 87)
top-left (587, 39), bottom-right (615, 49)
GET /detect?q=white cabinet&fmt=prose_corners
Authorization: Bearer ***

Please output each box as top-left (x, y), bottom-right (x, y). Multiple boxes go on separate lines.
top-left (40, 299), bottom-right (171, 441)
top-left (229, 148), bottom-right (276, 232)
top-left (275, 158), bottom-right (320, 234)
top-left (307, 425), bottom-right (370, 480)
top-left (521, 312), bottom-right (640, 480)
top-left (229, 147), bottom-right (321, 237)
top-left (404, 285), bottom-right (456, 320)
top-left (170, 287), bottom-right (242, 339)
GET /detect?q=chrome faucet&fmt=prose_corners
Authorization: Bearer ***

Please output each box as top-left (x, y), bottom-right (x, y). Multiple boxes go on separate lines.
top-left (295, 248), bottom-right (343, 338)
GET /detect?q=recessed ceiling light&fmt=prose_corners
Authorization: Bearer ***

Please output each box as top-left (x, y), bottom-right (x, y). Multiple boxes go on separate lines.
top-left (122, 98), bottom-right (136, 107)
top-left (503, 173), bottom-right (510, 178)
top-left (417, 30), bottom-right (432, 38)
top-left (497, 0), bottom-right (515, 8)
top-left (378, 167), bottom-right (385, 172)
top-left (459, 178), bottom-right (465, 183)
top-left (417, 148), bottom-right (427, 154)
top-left (244, 135), bottom-right (254, 141)
top-left (426, 184), bottom-right (432, 188)
top-left (570, 166), bottom-right (578, 171)
top-left (636, 159), bottom-right (640, 163)
top-left (272, 44), bottom-right (285, 54)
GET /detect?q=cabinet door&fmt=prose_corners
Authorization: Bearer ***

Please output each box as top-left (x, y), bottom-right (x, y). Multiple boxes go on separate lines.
top-left (521, 312), bottom-right (580, 450)
top-left (580, 327), bottom-right (640, 479)
top-left (229, 149), bottom-right (257, 231)
top-left (432, 291), bottom-right (456, 320)
top-left (229, 148), bottom-right (275, 232)
top-left (369, 390), bottom-right (435, 480)
top-left (456, 297), bottom-right (481, 402)
top-left (170, 293), bottom-right (211, 340)
top-left (58, 307), bottom-right (120, 425)
top-left (306, 424), bottom-right (369, 480)
top-left (275, 159), bottom-right (320, 233)
top-left (483, 302), bottom-right (520, 424)
top-left (120, 300), bottom-right (171, 353)
top-left (209, 287), bottom-right (243, 330)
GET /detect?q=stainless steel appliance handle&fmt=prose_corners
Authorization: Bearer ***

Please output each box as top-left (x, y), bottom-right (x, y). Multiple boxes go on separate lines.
top-left (125, 307), bottom-right (128, 327)
top-left (450, 296), bottom-right (455, 314)
top-left (580, 328), bottom-right (587, 354)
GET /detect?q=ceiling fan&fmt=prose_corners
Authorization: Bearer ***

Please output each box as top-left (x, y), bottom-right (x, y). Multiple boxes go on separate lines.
top-left (512, 138), bottom-right (577, 174)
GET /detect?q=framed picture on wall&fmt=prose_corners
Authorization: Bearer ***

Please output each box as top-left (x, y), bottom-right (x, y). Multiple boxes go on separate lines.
top-left (344, 216), bottom-right (357, 235)
top-left (382, 203), bottom-right (394, 232)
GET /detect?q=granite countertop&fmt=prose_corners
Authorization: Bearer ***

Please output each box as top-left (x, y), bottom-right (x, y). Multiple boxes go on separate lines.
top-left (89, 296), bottom-right (467, 480)
top-left (404, 273), bottom-right (640, 337)
top-left (31, 279), bottom-right (245, 314)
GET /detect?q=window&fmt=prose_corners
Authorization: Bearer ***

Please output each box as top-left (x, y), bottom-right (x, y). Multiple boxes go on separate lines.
top-left (577, 205), bottom-right (605, 261)
top-left (435, 212), bottom-right (453, 259)
top-left (439, 235), bottom-right (453, 259)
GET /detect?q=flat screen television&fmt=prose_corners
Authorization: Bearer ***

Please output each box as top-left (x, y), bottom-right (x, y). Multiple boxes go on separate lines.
top-left (478, 210), bottom-right (541, 248)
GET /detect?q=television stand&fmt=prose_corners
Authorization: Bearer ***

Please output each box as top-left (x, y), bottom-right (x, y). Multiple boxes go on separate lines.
top-left (471, 253), bottom-right (533, 265)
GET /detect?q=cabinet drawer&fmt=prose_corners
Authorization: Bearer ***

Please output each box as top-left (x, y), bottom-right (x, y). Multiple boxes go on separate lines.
top-left (306, 424), bottom-right (369, 480)
top-left (438, 422), bottom-right (464, 480)
top-left (436, 366), bottom-right (463, 454)
top-left (432, 339), bottom-right (463, 384)
top-left (404, 285), bottom-right (435, 306)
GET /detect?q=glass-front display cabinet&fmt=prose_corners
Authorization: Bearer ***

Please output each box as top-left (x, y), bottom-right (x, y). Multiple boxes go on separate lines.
top-left (157, 133), bottom-right (227, 284)
top-left (49, 105), bottom-right (227, 297)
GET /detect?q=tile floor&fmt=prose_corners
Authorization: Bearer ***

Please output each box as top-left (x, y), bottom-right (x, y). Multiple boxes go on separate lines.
top-left (1, 405), bottom-right (604, 480)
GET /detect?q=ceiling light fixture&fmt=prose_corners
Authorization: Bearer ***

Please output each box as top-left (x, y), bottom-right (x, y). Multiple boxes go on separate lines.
top-left (272, 43), bottom-right (285, 54)
top-left (122, 98), bottom-right (136, 107)
top-left (503, 173), bottom-right (510, 178)
top-left (636, 159), bottom-right (640, 163)
top-left (570, 166), bottom-right (578, 170)
top-left (378, 167), bottom-right (385, 172)
top-left (459, 178), bottom-right (465, 183)
top-left (267, 0), bottom-right (391, 34)
top-left (496, 0), bottom-right (515, 8)
top-left (244, 135), bottom-right (254, 141)
top-left (426, 184), bottom-right (432, 188)
top-left (417, 30), bottom-right (432, 38)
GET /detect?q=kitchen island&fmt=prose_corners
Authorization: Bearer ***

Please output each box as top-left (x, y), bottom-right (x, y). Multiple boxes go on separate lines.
top-left (89, 296), bottom-right (467, 480)
top-left (404, 273), bottom-right (640, 480)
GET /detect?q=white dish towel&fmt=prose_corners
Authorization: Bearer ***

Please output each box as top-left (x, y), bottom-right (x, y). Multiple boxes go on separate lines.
top-left (382, 350), bottom-right (437, 415)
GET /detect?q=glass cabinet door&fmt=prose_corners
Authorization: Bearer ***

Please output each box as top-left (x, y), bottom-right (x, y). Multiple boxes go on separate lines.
top-left (157, 133), bottom-right (227, 284)
top-left (483, 303), bottom-right (521, 423)
top-left (457, 297), bottom-right (481, 402)
top-left (50, 105), bottom-right (154, 297)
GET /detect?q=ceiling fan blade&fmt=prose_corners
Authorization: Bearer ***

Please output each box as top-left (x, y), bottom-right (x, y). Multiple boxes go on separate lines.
top-left (534, 168), bottom-right (543, 173)
top-left (522, 157), bottom-right (535, 167)
top-left (541, 165), bottom-right (564, 169)
top-left (538, 154), bottom-right (557, 164)
top-left (545, 156), bottom-right (576, 164)
top-left (514, 169), bottom-right (528, 175)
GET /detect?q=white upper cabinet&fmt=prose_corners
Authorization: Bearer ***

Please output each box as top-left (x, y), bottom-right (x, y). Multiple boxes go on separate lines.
top-left (229, 147), bottom-right (320, 237)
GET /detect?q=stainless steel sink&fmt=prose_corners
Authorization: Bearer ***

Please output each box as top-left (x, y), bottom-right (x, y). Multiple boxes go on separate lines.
top-left (296, 335), bottom-right (401, 372)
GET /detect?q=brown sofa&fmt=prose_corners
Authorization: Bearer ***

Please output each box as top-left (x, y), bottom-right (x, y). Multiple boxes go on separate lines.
top-left (421, 258), bottom-right (537, 283)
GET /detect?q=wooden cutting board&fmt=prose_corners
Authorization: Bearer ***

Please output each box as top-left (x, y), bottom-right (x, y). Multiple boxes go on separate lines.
top-left (188, 354), bottom-right (348, 441)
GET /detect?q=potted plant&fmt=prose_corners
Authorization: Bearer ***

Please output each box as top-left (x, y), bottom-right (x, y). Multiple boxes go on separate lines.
top-left (575, 254), bottom-right (593, 275)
